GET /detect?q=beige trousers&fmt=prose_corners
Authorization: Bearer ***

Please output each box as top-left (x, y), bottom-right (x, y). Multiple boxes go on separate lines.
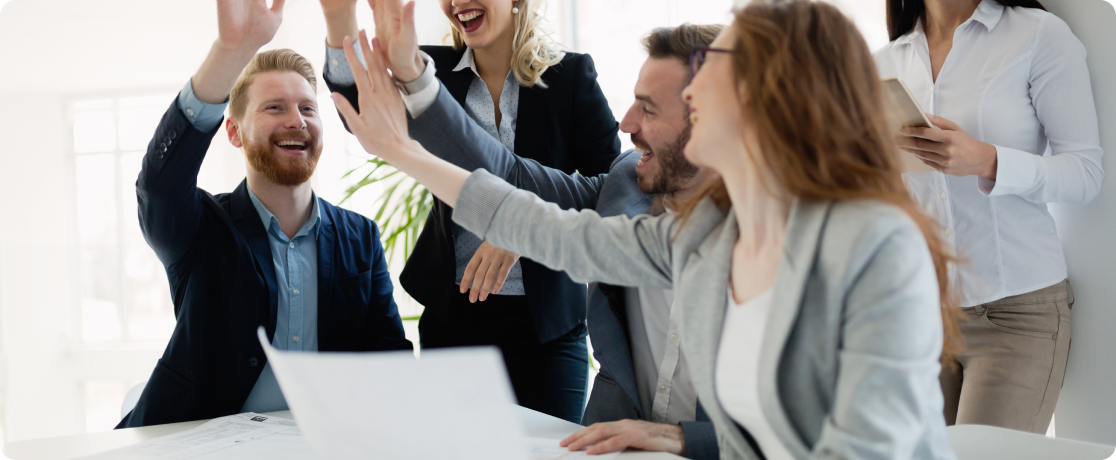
top-left (940, 280), bottom-right (1072, 434)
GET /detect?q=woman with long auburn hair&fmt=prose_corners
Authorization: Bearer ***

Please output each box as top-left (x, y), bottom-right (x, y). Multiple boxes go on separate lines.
top-left (876, 0), bottom-right (1101, 433)
top-left (333, 0), bottom-right (960, 457)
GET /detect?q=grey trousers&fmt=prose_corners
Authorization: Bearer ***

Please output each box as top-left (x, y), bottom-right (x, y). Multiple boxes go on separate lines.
top-left (940, 280), bottom-right (1072, 434)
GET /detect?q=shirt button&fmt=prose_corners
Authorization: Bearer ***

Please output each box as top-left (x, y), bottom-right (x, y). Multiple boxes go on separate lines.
top-left (659, 385), bottom-right (667, 392)
top-left (185, 108), bottom-right (195, 117)
top-left (944, 228), bottom-right (952, 236)
top-left (331, 59), bottom-right (339, 66)
top-left (670, 334), bottom-right (678, 342)
top-left (293, 335), bottom-right (300, 343)
top-left (940, 192), bottom-right (947, 200)
top-left (289, 242), bottom-right (295, 249)
top-left (293, 289), bottom-right (300, 295)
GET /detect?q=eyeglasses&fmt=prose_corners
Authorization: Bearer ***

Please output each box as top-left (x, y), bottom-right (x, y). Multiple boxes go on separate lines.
top-left (689, 46), bottom-right (734, 78)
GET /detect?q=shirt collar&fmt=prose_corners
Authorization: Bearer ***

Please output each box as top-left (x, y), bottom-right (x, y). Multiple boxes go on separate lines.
top-left (452, 48), bottom-right (480, 77)
top-left (246, 185), bottom-right (322, 241)
top-left (893, 0), bottom-right (1005, 46)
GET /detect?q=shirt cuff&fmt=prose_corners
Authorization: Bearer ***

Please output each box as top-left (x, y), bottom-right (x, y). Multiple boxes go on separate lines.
top-left (452, 169), bottom-right (517, 238)
top-left (401, 53), bottom-right (439, 118)
top-left (324, 39), bottom-right (367, 87)
top-left (979, 144), bottom-right (1039, 196)
top-left (176, 79), bottom-right (228, 132)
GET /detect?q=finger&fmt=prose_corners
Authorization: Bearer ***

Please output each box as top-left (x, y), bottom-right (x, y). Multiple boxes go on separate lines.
top-left (403, 1), bottom-right (417, 31)
top-left (567, 425), bottom-right (622, 451)
top-left (358, 30), bottom-right (378, 90)
top-left (460, 254), bottom-right (483, 294)
top-left (901, 147), bottom-right (946, 165)
top-left (900, 126), bottom-right (945, 142)
top-left (469, 259), bottom-right (493, 303)
top-left (586, 432), bottom-right (641, 455)
top-left (929, 114), bottom-right (960, 130)
top-left (493, 258), bottom-right (513, 295)
top-left (479, 261), bottom-right (502, 301)
top-left (342, 36), bottom-right (373, 96)
top-left (271, 0), bottom-right (287, 13)
top-left (370, 37), bottom-right (397, 90)
top-left (561, 427), bottom-right (592, 447)
top-left (331, 93), bottom-right (361, 130)
top-left (897, 136), bottom-right (946, 155)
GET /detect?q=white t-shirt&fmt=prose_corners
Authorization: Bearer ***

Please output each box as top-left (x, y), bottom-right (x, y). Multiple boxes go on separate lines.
top-left (715, 288), bottom-right (793, 460)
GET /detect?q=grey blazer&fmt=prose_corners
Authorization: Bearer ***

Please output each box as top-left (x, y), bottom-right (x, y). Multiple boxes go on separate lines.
top-left (407, 85), bottom-right (718, 458)
top-left (453, 170), bottom-right (957, 460)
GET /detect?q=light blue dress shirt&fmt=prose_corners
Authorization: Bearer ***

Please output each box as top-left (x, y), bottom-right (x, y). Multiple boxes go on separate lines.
top-left (174, 81), bottom-right (323, 413)
top-left (326, 46), bottom-right (525, 294)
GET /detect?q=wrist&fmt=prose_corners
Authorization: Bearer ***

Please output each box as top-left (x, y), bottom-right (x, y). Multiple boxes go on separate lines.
top-left (396, 54), bottom-right (426, 84)
top-left (323, 5), bottom-right (358, 48)
top-left (983, 142), bottom-right (998, 181)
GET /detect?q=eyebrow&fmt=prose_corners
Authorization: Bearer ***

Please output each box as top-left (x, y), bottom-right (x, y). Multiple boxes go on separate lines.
top-left (256, 98), bottom-right (317, 108)
top-left (635, 94), bottom-right (659, 109)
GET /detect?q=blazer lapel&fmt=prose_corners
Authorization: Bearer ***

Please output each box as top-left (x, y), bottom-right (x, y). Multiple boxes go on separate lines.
top-left (757, 199), bottom-right (831, 456)
top-left (229, 180), bottom-right (279, 338)
top-left (315, 202), bottom-right (336, 350)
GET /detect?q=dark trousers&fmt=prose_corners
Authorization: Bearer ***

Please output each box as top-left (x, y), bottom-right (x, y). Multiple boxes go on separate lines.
top-left (419, 291), bottom-right (589, 423)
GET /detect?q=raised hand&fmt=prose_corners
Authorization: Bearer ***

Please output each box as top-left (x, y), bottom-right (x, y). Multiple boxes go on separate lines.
top-left (332, 31), bottom-right (413, 162)
top-left (370, 0), bottom-right (425, 82)
top-left (460, 241), bottom-right (521, 302)
top-left (191, 0), bottom-right (287, 104)
top-left (216, 0), bottom-right (287, 52)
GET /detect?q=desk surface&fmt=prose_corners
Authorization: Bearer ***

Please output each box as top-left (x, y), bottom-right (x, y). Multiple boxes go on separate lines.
top-left (3, 406), bottom-right (682, 460)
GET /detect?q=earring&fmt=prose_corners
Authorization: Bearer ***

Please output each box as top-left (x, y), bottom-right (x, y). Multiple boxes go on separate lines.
top-left (513, 6), bottom-right (519, 13)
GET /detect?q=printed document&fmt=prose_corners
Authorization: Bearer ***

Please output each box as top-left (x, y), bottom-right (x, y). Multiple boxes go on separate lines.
top-left (75, 412), bottom-right (312, 460)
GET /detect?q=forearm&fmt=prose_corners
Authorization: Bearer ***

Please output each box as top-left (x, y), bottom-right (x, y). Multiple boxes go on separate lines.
top-left (191, 40), bottom-right (259, 104)
top-left (388, 141), bottom-right (471, 208)
top-left (323, 3), bottom-right (358, 48)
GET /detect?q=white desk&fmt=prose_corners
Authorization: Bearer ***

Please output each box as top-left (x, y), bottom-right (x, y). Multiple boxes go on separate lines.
top-left (3, 406), bottom-right (683, 460)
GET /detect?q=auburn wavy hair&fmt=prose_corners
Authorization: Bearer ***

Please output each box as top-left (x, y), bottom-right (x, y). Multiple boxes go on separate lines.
top-left (449, 0), bottom-right (564, 88)
top-left (677, 0), bottom-right (963, 361)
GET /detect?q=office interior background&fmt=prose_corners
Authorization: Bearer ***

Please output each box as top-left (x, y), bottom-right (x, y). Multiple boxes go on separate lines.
top-left (1, 0), bottom-right (1115, 453)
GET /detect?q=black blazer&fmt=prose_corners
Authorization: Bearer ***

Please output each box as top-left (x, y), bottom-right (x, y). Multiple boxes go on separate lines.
top-left (327, 46), bottom-right (621, 343)
top-left (118, 99), bottom-right (412, 428)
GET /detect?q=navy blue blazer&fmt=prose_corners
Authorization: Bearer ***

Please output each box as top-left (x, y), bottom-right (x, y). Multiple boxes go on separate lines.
top-left (327, 46), bottom-right (620, 344)
top-left (118, 99), bottom-right (411, 428)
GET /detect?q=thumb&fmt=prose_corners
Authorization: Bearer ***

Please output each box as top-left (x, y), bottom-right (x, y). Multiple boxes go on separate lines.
top-left (331, 93), bottom-right (361, 128)
top-left (403, 1), bottom-right (416, 29)
top-left (928, 114), bottom-right (958, 131)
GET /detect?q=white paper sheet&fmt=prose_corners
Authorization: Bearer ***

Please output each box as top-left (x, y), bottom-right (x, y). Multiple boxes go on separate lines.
top-left (76, 413), bottom-right (309, 460)
top-left (526, 437), bottom-right (622, 460)
top-left (258, 327), bottom-right (528, 460)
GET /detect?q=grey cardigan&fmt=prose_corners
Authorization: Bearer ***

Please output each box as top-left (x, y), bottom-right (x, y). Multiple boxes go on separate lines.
top-left (453, 170), bottom-right (957, 460)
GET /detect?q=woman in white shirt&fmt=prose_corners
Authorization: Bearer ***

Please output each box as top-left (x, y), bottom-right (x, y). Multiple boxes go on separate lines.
top-left (332, 1), bottom-right (962, 457)
top-left (874, 0), bottom-right (1102, 434)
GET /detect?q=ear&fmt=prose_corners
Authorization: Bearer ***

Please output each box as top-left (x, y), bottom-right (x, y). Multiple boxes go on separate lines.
top-left (226, 118), bottom-right (244, 148)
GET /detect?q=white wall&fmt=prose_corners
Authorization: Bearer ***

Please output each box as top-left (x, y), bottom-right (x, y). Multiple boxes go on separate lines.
top-left (1044, 0), bottom-right (1116, 446)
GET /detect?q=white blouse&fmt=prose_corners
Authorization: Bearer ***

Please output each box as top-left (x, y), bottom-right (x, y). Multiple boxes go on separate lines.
top-left (715, 288), bottom-right (793, 460)
top-left (873, 0), bottom-right (1103, 307)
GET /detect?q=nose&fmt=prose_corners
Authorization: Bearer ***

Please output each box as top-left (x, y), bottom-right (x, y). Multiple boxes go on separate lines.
top-left (283, 106), bottom-right (306, 131)
top-left (619, 104), bottom-right (640, 134)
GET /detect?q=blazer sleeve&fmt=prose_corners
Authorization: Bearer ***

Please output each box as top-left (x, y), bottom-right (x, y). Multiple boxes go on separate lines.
top-left (451, 170), bottom-right (675, 289)
top-left (568, 54), bottom-right (622, 176)
top-left (810, 216), bottom-right (946, 460)
top-left (361, 220), bottom-right (413, 352)
top-left (680, 403), bottom-right (720, 460)
top-left (135, 98), bottom-right (220, 270)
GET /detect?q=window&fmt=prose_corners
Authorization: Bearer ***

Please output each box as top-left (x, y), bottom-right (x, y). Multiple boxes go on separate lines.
top-left (71, 95), bottom-right (179, 344)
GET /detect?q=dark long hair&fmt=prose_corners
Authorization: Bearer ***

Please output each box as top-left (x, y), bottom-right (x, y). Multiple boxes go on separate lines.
top-left (887, 0), bottom-right (1045, 41)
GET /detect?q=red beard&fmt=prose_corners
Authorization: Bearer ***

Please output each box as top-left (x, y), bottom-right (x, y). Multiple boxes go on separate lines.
top-left (244, 131), bottom-right (323, 186)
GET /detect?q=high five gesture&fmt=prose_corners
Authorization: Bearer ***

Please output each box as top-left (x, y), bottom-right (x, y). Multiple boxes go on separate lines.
top-left (193, 0), bottom-right (287, 104)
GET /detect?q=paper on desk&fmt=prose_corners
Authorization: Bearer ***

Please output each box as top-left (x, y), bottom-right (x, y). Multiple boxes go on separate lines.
top-left (526, 437), bottom-right (621, 460)
top-left (75, 412), bottom-right (309, 460)
top-left (259, 327), bottom-right (528, 460)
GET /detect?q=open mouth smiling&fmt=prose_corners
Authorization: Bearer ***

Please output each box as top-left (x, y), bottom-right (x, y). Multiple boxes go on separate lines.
top-left (456, 9), bottom-right (485, 33)
top-left (274, 139), bottom-right (309, 152)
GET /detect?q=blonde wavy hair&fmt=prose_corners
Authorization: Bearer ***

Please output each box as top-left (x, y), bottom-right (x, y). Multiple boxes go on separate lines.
top-left (448, 0), bottom-right (565, 88)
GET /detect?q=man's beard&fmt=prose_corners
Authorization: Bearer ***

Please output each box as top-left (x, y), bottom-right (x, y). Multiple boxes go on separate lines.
top-left (244, 131), bottom-right (323, 186)
top-left (634, 124), bottom-right (700, 195)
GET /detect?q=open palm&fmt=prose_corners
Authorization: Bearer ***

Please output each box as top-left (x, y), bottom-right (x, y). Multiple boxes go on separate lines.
top-left (217, 0), bottom-right (287, 50)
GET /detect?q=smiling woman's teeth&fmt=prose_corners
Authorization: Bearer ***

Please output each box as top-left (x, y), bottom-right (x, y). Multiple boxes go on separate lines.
top-left (457, 11), bottom-right (483, 22)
